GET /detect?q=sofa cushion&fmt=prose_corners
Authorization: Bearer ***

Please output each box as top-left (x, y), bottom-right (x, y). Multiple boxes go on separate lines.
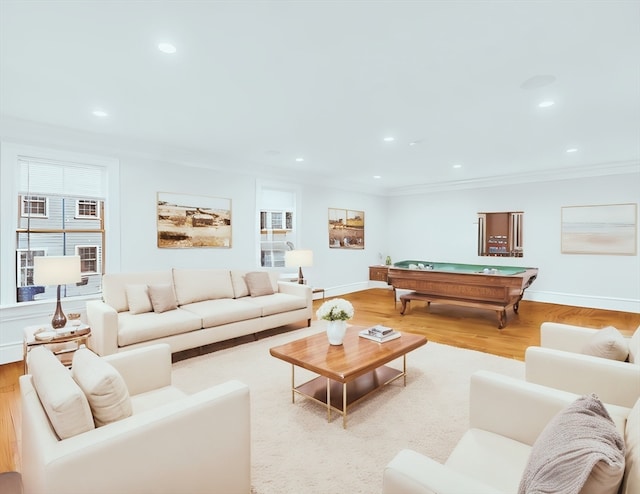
top-left (245, 292), bottom-right (307, 317)
top-left (118, 308), bottom-right (202, 347)
top-left (103, 270), bottom-right (173, 312)
top-left (72, 347), bottom-right (132, 427)
top-left (172, 268), bottom-right (234, 305)
top-left (245, 271), bottom-right (275, 297)
top-left (446, 428), bottom-right (533, 493)
top-left (628, 326), bottom-right (640, 364)
top-left (518, 394), bottom-right (625, 494)
top-left (148, 284), bottom-right (178, 313)
top-left (28, 346), bottom-right (95, 440)
top-left (582, 326), bottom-right (629, 361)
top-left (180, 298), bottom-right (262, 327)
top-left (125, 284), bottom-right (153, 315)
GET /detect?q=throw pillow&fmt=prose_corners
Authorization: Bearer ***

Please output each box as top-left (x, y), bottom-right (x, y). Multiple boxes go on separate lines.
top-left (148, 283), bottom-right (178, 313)
top-left (245, 271), bottom-right (275, 297)
top-left (125, 284), bottom-right (152, 314)
top-left (518, 394), bottom-right (625, 494)
top-left (72, 347), bottom-right (132, 427)
top-left (582, 326), bottom-right (629, 361)
top-left (28, 346), bottom-right (95, 439)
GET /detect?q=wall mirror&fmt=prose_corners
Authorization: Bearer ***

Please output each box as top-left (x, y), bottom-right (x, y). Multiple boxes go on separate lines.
top-left (478, 211), bottom-right (523, 257)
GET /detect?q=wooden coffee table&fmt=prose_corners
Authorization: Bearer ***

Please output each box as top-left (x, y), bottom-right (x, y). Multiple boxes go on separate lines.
top-left (269, 326), bottom-right (427, 428)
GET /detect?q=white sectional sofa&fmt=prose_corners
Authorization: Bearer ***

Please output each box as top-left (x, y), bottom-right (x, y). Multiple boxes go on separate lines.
top-left (86, 268), bottom-right (312, 356)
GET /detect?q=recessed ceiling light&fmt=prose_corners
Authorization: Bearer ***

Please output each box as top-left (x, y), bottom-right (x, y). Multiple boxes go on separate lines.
top-left (373, 175), bottom-right (381, 179)
top-left (538, 100), bottom-right (555, 108)
top-left (566, 148), bottom-right (578, 153)
top-left (295, 157), bottom-right (304, 162)
top-left (92, 110), bottom-right (108, 117)
top-left (158, 42), bottom-right (176, 54)
top-left (452, 163), bottom-right (462, 169)
top-left (408, 140), bottom-right (423, 146)
top-left (383, 137), bottom-right (395, 142)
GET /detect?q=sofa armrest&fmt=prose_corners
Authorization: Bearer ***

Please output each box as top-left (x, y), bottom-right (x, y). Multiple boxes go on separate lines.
top-left (525, 346), bottom-right (640, 408)
top-left (469, 370), bottom-right (586, 446)
top-left (104, 344), bottom-right (172, 395)
top-left (278, 281), bottom-right (312, 302)
top-left (383, 449), bottom-right (502, 494)
top-left (86, 299), bottom-right (120, 356)
top-left (540, 322), bottom-right (602, 352)
top-left (22, 379), bottom-right (251, 494)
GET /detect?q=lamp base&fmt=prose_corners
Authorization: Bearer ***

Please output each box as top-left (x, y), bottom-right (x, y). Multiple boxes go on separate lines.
top-left (51, 285), bottom-right (67, 329)
top-left (298, 267), bottom-right (305, 285)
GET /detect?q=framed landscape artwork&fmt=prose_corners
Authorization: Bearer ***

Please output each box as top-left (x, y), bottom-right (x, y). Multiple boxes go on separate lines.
top-left (561, 203), bottom-right (637, 255)
top-left (157, 192), bottom-right (232, 248)
top-left (328, 208), bottom-right (365, 249)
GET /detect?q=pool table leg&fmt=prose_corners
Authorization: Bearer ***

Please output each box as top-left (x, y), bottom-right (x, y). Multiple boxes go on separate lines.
top-left (497, 310), bottom-right (506, 330)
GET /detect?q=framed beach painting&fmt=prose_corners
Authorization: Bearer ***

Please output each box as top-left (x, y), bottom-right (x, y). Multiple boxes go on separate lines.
top-left (157, 192), bottom-right (232, 248)
top-left (328, 208), bottom-right (365, 249)
top-left (561, 203), bottom-right (637, 255)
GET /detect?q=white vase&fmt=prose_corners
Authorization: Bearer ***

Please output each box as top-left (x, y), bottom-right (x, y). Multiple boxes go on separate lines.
top-left (326, 320), bottom-right (347, 345)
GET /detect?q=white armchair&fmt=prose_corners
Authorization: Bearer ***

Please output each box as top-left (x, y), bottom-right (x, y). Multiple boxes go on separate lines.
top-left (383, 370), bottom-right (638, 494)
top-left (525, 322), bottom-right (640, 408)
top-left (20, 344), bottom-right (251, 494)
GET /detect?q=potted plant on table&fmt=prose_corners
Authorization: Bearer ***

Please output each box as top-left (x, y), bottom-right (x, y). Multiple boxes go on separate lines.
top-left (316, 298), bottom-right (354, 345)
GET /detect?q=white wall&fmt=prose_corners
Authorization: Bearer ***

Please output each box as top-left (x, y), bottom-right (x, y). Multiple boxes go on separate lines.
top-left (386, 173), bottom-right (640, 311)
top-left (116, 156), bottom-right (391, 291)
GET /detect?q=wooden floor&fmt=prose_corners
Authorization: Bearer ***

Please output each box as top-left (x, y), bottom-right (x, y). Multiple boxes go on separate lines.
top-left (1, 287), bottom-right (638, 474)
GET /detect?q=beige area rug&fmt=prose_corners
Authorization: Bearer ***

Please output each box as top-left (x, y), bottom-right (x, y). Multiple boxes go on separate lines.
top-left (171, 325), bottom-right (525, 494)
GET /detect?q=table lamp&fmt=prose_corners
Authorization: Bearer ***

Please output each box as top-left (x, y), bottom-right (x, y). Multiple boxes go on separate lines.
top-left (284, 249), bottom-right (313, 285)
top-left (34, 255), bottom-right (82, 329)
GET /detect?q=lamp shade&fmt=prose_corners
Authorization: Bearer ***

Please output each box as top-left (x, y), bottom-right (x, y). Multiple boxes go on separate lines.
top-left (34, 256), bottom-right (82, 286)
top-left (284, 249), bottom-right (313, 268)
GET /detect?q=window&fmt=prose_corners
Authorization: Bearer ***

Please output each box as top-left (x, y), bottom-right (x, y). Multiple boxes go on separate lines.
top-left (76, 199), bottom-right (100, 219)
top-left (76, 245), bottom-right (99, 274)
top-left (15, 157), bottom-right (107, 303)
top-left (16, 249), bottom-right (46, 287)
top-left (21, 196), bottom-right (48, 217)
top-left (258, 187), bottom-right (298, 268)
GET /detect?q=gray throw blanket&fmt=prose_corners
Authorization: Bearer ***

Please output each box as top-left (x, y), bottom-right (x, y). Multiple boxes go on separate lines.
top-left (518, 393), bottom-right (625, 494)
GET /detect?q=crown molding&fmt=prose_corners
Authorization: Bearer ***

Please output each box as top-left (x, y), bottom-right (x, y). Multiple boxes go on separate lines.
top-left (384, 160), bottom-right (640, 196)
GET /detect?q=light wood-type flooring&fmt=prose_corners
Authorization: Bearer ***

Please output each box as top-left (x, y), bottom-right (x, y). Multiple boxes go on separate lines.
top-left (1, 288), bottom-right (639, 473)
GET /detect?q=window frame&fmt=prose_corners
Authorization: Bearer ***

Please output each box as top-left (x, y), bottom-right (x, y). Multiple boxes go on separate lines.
top-left (75, 199), bottom-right (100, 219)
top-left (0, 142), bottom-right (121, 306)
top-left (256, 183), bottom-right (301, 270)
top-left (75, 245), bottom-right (100, 275)
top-left (15, 248), bottom-right (47, 287)
top-left (20, 195), bottom-right (49, 218)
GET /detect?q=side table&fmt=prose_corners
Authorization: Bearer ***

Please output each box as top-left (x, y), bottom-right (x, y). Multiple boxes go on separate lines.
top-left (312, 287), bottom-right (325, 299)
top-left (23, 323), bottom-right (91, 374)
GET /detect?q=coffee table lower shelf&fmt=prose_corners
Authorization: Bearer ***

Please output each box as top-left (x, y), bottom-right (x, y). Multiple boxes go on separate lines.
top-left (292, 364), bottom-right (404, 428)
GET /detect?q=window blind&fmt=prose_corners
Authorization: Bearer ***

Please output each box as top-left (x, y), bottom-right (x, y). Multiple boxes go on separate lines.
top-left (19, 158), bottom-right (106, 198)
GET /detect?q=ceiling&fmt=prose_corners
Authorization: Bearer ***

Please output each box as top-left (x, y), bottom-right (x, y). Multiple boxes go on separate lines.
top-left (1, 1), bottom-right (639, 195)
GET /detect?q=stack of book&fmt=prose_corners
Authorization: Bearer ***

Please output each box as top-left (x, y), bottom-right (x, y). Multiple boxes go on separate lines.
top-left (359, 325), bottom-right (401, 343)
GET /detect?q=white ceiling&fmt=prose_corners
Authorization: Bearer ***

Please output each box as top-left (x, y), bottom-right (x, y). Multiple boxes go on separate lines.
top-left (1, 1), bottom-right (639, 195)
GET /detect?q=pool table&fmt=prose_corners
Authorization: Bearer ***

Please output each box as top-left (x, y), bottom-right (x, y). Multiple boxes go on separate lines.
top-left (388, 261), bottom-right (539, 329)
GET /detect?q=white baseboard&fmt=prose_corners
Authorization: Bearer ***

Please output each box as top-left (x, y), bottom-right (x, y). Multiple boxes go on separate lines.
top-left (525, 290), bottom-right (640, 313)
